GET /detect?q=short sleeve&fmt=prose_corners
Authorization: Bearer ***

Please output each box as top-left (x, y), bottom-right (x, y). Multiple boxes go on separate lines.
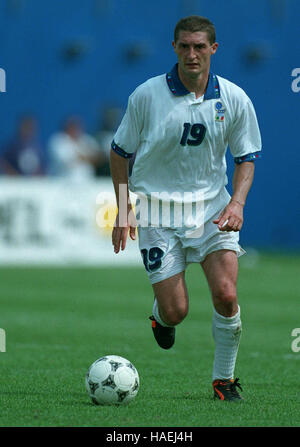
top-left (111, 93), bottom-right (142, 159)
top-left (228, 96), bottom-right (262, 163)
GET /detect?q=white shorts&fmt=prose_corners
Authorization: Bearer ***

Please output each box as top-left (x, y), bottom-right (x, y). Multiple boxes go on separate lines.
top-left (137, 208), bottom-right (245, 284)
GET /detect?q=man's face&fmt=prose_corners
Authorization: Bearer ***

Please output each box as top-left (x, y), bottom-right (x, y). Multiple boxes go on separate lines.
top-left (172, 31), bottom-right (218, 78)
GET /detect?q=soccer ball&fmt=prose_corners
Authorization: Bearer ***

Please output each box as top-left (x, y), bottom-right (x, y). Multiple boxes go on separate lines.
top-left (85, 355), bottom-right (139, 405)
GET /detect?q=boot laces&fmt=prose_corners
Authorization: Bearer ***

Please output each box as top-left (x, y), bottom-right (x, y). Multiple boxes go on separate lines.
top-left (230, 378), bottom-right (243, 395)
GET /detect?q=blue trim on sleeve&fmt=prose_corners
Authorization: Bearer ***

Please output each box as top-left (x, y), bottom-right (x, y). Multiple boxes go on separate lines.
top-left (234, 151), bottom-right (262, 164)
top-left (111, 140), bottom-right (133, 159)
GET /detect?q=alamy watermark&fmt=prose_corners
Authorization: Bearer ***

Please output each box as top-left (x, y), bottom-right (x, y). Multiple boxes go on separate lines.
top-left (0, 328), bottom-right (6, 352)
top-left (291, 328), bottom-right (300, 353)
top-left (291, 68), bottom-right (300, 93)
top-left (96, 185), bottom-right (205, 238)
top-left (0, 68), bottom-right (6, 92)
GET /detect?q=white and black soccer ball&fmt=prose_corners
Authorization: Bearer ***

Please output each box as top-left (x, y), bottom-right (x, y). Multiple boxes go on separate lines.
top-left (85, 355), bottom-right (139, 405)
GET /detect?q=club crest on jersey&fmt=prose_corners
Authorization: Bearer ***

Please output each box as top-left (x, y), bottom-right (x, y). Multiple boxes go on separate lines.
top-left (215, 101), bottom-right (226, 123)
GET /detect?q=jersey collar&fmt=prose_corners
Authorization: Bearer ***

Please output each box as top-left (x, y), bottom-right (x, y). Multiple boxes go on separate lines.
top-left (166, 64), bottom-right (220, 100)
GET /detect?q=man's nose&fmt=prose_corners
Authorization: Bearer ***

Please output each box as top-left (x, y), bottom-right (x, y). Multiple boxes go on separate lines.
top-left (187, 47), bottom-right (196, 59)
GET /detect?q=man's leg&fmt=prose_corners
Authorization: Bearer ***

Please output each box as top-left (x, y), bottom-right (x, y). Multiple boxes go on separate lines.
top-left (152, 271), bottom-right (189, 326)
top-left (138, 225), bottom-right (189, 348)
top-left (201, 249), bottom-right (243, 400)
top-left (201, 249), bottom-right (239, 317)
top-left (150, 271), bottom-right (189, 349)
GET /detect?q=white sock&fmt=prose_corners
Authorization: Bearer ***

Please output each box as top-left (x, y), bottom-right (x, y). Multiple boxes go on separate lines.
top-left (152, 298), bottom-right (173, 327)
top-left (212, 306), bottom-right (242, 381)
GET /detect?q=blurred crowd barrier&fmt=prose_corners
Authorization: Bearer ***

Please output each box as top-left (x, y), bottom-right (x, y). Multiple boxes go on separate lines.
top-left (0, 177), bottom-right (139, 266)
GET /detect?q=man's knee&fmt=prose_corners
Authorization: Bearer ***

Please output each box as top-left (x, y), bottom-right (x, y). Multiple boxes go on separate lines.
top-left (212, 281), bottom-right (238, 316)
top-left (161, 302), bottom-right (188, 326)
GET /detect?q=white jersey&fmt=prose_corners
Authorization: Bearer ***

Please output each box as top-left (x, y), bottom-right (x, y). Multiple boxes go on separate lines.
top-left (48, 132), bottom-right (100, 180)
top-left (112, 64), bottom-right (261, 220)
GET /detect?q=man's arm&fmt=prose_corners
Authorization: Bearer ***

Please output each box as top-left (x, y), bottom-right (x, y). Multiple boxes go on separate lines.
top-left (110, 149), bottom-right (136, 253)
top-left (213, 161), bottom-right (255, 232)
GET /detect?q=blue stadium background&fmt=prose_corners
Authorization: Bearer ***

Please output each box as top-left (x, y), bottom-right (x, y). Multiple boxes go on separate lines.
top-left (0, 0), bottom-right (299, 250)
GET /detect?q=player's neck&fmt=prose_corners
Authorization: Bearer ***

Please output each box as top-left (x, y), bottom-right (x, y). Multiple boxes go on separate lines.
top-left (178, 66), bottom-right (210, 99)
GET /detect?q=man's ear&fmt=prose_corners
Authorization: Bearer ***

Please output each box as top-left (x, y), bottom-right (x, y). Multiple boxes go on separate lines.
top-left (211, 42), bottom-right (219, 55)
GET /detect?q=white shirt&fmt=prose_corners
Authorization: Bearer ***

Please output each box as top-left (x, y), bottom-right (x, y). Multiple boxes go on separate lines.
top-left (112, 64), bottom-right (261, 221)
top-left (48, 132), bottom-right (100, 181)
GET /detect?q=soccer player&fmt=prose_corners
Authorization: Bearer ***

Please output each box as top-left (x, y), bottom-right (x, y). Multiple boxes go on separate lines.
top-left (110, 16), bottom-right (261, 401)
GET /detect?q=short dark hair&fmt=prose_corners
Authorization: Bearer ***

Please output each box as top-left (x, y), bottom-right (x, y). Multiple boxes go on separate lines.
top-left (174, 16), bottom-right (216, 45)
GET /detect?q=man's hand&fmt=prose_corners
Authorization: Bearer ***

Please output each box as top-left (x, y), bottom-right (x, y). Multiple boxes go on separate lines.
top-left (213, 199), bottom-right (244, 232)
top-left (112, 205), bottom-right (137, 253)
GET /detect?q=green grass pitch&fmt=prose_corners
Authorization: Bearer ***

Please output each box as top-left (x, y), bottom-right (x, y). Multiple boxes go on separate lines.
top-left (0, 252), bottom-right (300, 427)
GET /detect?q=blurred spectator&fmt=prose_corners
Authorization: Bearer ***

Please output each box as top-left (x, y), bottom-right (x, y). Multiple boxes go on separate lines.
top-left (94, 105), bottom-right (123, 176)
top-left (0, 115), bottom-right (45, 176)
top-left (48, 116), bottom-right (106, 180)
